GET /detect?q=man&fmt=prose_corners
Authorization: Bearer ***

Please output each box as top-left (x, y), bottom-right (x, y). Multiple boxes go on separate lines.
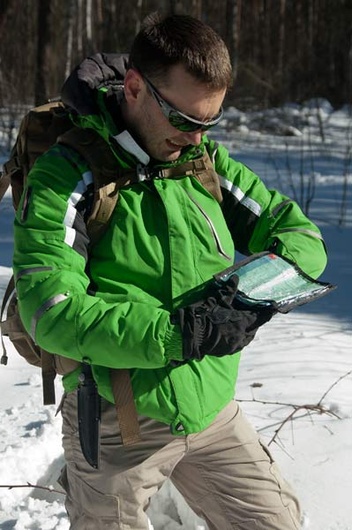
top-left (13, 13), bottom-right (326, 530)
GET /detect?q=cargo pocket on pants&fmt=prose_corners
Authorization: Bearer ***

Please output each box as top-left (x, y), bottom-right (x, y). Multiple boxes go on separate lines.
top-left (258, 440), bottom-right (301, 529)
top-left (59, 465), bottom-right (121, 529)
top-left (259, 441), bottom-right (290, 507)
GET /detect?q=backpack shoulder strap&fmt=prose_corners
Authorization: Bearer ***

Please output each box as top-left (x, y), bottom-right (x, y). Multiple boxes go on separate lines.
top-left (193, 149), bottom-right (223, 203)
top-left (58, 126), bottom-right (139, 246)
top-left (110, 369), bottom-right (141, 445)
top-left (154, 149), bottom-right (223, 203)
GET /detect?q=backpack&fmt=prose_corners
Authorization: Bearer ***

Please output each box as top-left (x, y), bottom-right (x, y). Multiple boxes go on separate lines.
top-left (0, 100), bottom-right (223, 445)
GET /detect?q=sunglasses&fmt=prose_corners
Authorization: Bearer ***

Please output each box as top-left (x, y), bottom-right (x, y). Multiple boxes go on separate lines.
top-left (142, 75), bottom-right (223, 133)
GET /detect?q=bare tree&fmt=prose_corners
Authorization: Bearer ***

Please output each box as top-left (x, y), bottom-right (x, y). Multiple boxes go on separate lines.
top-left (35, 0), bottom-right (53, 105)
top-left (86, 0), bottom-right (93, 51)
top-left (226, 0), bottom-right (241, 82)
top-left (191, 0), bottom-right (202, 19)
top-left (65, 0), bottom-right (76, 80)
top-left (277, 0), bottom-right (286, 79)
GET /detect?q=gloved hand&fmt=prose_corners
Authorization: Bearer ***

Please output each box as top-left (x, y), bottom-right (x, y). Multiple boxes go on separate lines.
top-left (172, 276), bottom-right (274, 361)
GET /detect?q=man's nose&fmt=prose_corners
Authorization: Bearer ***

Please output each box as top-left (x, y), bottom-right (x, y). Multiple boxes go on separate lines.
top-left (184, 130), bottom-right (203, 145)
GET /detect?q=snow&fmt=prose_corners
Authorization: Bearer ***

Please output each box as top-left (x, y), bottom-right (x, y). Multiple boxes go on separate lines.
top-left (1, 100), bottom-right (352, 529)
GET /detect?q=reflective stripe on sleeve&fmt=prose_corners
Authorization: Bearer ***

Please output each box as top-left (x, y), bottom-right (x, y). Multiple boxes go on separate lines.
top-left (30, 293), bottom-right (69, 340)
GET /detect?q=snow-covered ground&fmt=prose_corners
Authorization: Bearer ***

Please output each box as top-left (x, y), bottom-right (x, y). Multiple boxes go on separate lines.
top-left (0, 101), bottom-right (351, 529)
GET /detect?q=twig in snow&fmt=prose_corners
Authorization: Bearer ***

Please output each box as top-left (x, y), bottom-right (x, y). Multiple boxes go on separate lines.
top-left (0, 481), bottom-right (64, 495)
top-left (317, 369), bottom-right (352, 406)
top-left (238, 370), bottom-right (352, 446)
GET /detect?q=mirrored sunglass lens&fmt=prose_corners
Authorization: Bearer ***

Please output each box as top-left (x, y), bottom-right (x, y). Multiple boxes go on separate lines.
top-left (169, 116), bottom-right (200, 132)
top-left (168, 111), bottom-right (213, 132)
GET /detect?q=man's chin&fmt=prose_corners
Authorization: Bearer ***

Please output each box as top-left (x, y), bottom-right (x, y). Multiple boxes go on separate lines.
top-left (150, 140), bottom-right (185, 162)
top-left (154, 150), bottom-right (182, 162)
top-left (166, 151), bottom-right (182, 161)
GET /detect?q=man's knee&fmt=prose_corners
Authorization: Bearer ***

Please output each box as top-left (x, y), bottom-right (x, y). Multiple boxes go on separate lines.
top-left (59, 465), bottom-right (121, 530)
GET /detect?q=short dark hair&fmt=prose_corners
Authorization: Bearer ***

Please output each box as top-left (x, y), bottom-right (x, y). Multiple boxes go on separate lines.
top-left (129, 13), bottom-right (233, 90)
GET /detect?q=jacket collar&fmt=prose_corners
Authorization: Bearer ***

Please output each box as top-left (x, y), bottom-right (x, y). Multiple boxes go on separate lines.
top-left (113, 131), bottom-right (150, 165)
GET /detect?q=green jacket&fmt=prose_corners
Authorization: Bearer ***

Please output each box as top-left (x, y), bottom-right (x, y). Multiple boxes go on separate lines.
top-left (13, 56), bottom-right (327, 436)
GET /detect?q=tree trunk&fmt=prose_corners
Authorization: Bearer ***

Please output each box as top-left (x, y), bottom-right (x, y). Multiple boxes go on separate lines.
top-left (34, 0), bottom-right (52, 105)
top-left (65, 0), bottom-right (76, 80)
top-left (226, 0), bottom-right (241, 82)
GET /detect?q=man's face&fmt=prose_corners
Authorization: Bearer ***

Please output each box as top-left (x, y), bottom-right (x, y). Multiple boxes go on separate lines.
top-left (123, 64), bottom-right (226, 162)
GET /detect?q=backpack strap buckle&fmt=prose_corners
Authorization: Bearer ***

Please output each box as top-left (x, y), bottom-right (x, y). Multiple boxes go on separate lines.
top-left (136, 164), bottom-right (151, 182)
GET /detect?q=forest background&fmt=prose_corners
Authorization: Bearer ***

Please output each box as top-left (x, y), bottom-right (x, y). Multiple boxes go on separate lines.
top-left (0, 0), bottom-right (352, 115)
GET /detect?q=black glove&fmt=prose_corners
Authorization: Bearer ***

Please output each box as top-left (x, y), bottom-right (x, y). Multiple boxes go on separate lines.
top-left (172, 276), bottom-right (274, 361)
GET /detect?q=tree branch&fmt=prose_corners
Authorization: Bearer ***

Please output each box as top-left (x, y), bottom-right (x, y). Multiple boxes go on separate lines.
top-left (0, 482), bottom-right (64, 495)
top-left (238, 370), bottom-right (351, 446)
top-left (317, 369), bottom-right (352, 406)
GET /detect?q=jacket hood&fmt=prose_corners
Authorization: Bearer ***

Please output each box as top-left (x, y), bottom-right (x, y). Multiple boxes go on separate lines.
top-left (61, 53), bottom-right (129, 115)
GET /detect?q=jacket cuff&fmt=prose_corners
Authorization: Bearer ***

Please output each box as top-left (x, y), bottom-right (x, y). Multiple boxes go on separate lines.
top-left (164, 323), bottom-right (184, 362)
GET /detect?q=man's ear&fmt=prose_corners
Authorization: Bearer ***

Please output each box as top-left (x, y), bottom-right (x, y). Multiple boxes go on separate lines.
top-left (124, 68), bottom-right (144, 103)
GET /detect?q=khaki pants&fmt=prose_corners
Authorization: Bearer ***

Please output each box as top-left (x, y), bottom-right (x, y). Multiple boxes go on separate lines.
top-left (59, 392), bottom-right (301, 530)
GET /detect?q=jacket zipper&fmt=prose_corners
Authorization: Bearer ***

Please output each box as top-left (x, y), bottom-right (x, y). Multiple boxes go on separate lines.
top-left (184, 190), bottom-right (232, 261)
